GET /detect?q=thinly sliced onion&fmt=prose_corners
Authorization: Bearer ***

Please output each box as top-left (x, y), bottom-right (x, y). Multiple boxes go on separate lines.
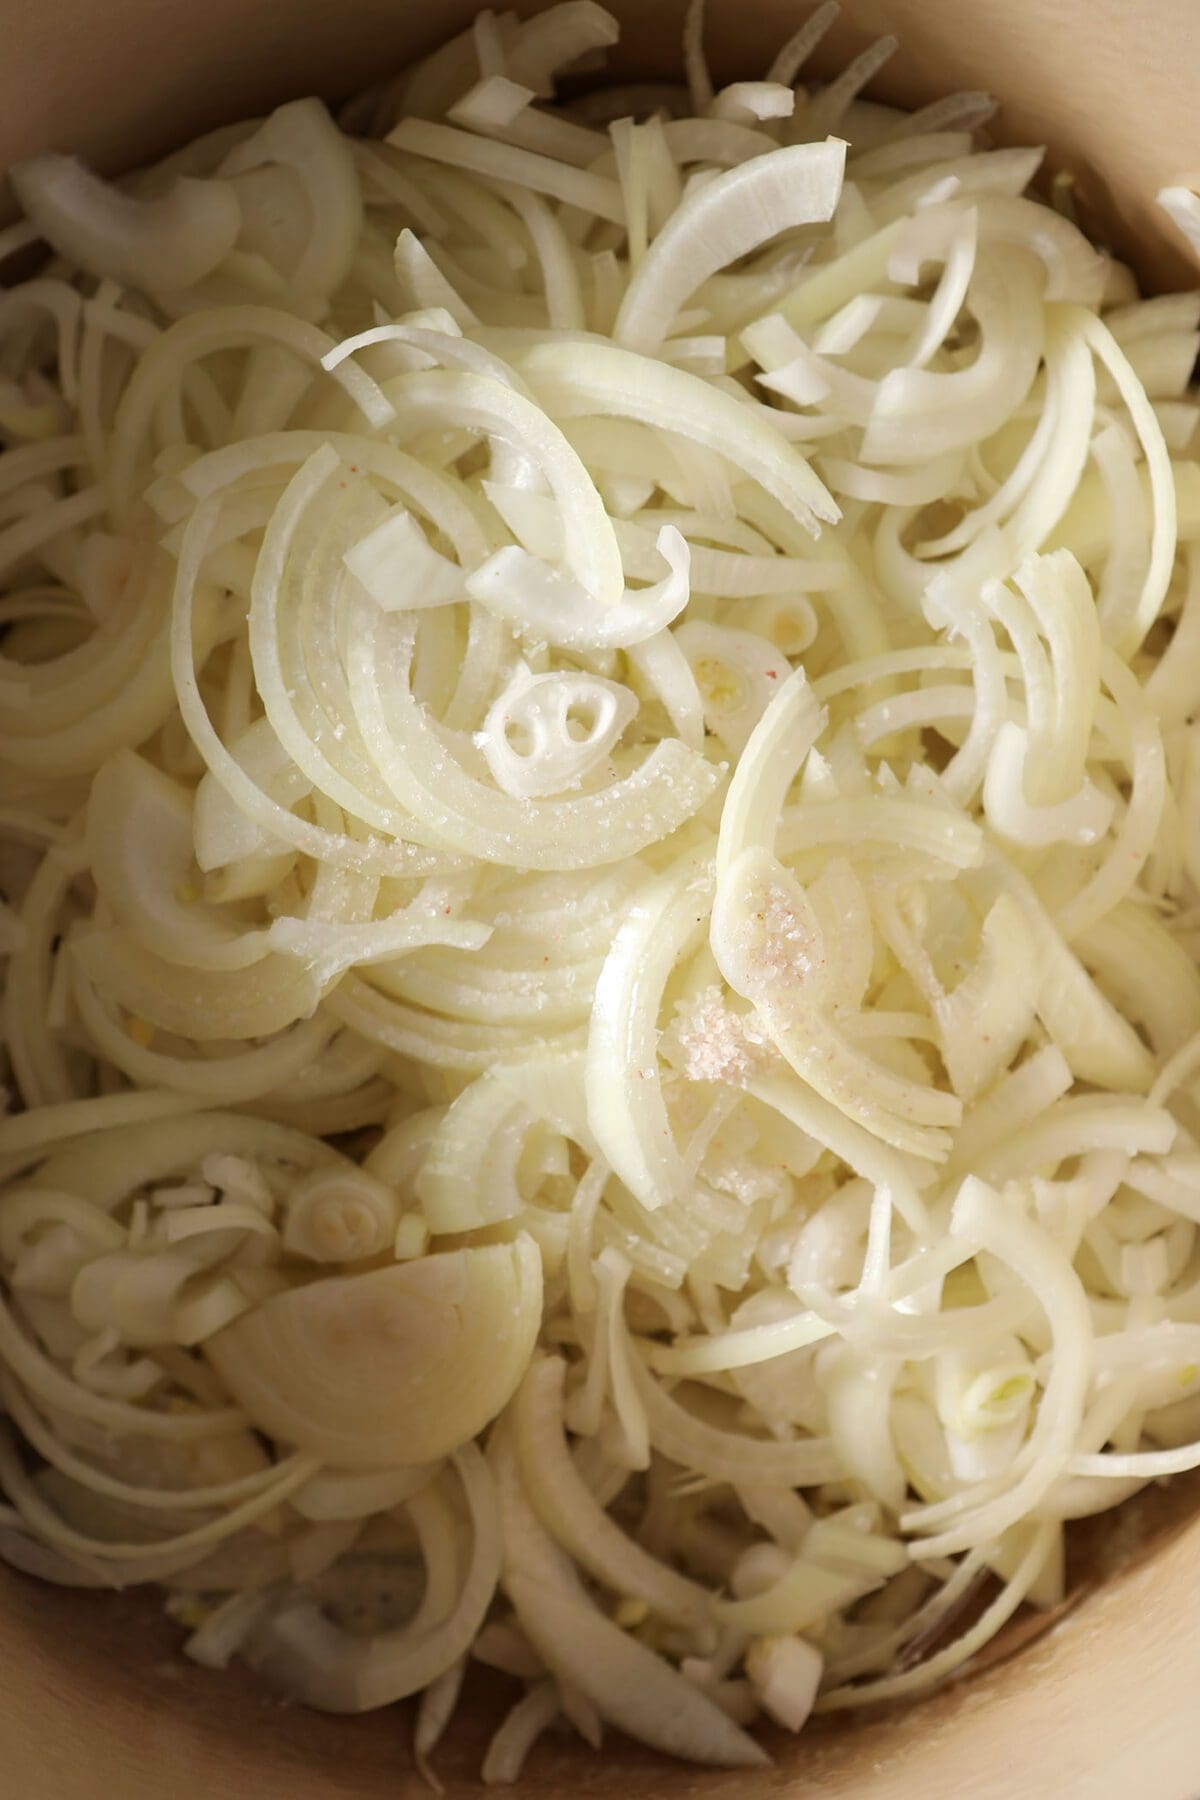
top-left (631, 1353), bottom-right (842, 1486)
top-left (514, 340), bottom-right (839, 535)
top-left (466, 526), bottom-right (691, 650)
top-left (514, 1356), bottom-right (711, 1624)
top-left (415, 1077), bottom-right (537, 1233)
top-left (586, 852), bottom-right (714, 1211)
top-left (346, 610), bottom-right (721, 867)
top-left (506, 1573), bottom-right (768, 1767)
top-left (243, 1446), bottom-right (500, 1710)
top-left (10, 155), bottom-right (241, 292)
top-left (388, 119), bottom-right (626, 224)
top-left (615, 140), bottom-right (845, 354)
top-left (901, 1179), bottom-right (1092, 1557)
top-left (3, 8), bottom-right (1200, 1765)
top-left (221, 99), bottom-right (362, 301)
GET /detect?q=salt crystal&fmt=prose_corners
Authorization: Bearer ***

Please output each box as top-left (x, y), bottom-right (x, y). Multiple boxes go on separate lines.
top-left (668, 985), bottom-right (775, 1087)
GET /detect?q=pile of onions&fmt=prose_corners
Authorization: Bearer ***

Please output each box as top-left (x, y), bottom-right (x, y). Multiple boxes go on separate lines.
top-left (2, 0), bottom-right (1200, 1781)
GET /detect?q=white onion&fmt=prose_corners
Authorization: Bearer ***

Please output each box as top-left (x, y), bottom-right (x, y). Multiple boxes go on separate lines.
top-left (2, 4), bottom-right (1199, 1772)
top-left (206, 1239), bottom-right (542, 1466)
top-left (615, 140), bottom-right (846, 354)
top-left (10, 155), bottom-right (241, 292)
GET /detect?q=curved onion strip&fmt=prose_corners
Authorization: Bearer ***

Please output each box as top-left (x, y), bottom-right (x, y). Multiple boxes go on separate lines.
top-left (0, 1374), bottom-right (300, 1515)
top-left (385, 365), bottom-right (623, 603)
top-left (747, 1071), bottom-right (931, 1234)
top-left (0, 1417), bottom-right (318, 1567)
top-left (10, 155), bottom-right (241, 292)
top-left (514, 339), bottom-right (839, 534)
top-left (480, 1681), bottom-right (561, 1786)
top-left (387, 118), bottom-right (626, 224)
top-left (220, 99), bottom-right (363, 300)
top-left (818, 1520), bottom-right (1056, 1709)
top-left (586, 851), bottom-right (713, 1212)
top-left (514, 1356), bottom-right (711, 1624)
top-left (630, 1353), bottom-right (842, 1486)
top-left (1054, 651), bottom-right (1166, 940)
top-left (716, 666), bottom-right (825, 878)
top-left (168, 496), bottom-right (450, 877)
top-left (178, 429), bottom-right (488, 566)
top-left (0, 1091), bottom-right (207, 1169)
top-left (615, 140), bottom-right (845, 354)
top-left (30, 1112), bottom-right (337, 1211)
top-left (242, 1445), bottom-right (500, 1711)
top-left (1076, 308), bottom-right (1177, 655)
top-left (71, 926), bottom-right (323, 1044)
top-left (109, 307), bottom-right (394, 523)
top-left (506, 1569), bottom-right (768, 1768)
top-left (860, 249), bottom-right (1046, 466)
top-left (466, 525), bottom-right (692, 650)
top-left (900, 1179), bottom-right (1092, 1558)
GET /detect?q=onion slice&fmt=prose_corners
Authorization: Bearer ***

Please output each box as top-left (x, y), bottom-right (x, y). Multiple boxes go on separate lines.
top-left (10, 154), bottom-right (241, 291)
top-left (243, 1445), bottom-right (501, 1710)
top-left (615, 139), bottom-right (846, 354)
top-left (206, 1238), bottom-right (542, 1466)
top-left (514, 1355), bottom-right (711, 1625)
top-left (506, 1573), bottom-right (768, 1767)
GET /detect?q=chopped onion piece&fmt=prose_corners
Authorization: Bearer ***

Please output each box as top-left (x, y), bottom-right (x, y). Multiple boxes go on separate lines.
top-left (477, 665), bottom-right (638, 795)
top-left (342, 502), bottom-right (466, 611)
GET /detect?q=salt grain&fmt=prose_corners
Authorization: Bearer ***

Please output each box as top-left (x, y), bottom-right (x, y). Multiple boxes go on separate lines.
top-left (669, 985), bottom-right (775, 1086)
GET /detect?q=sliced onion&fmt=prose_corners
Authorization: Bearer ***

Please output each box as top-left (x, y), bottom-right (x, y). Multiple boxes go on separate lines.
top-left (614, 140), bottom-right (846, 355)
top-left (466, 525), bottom-right (691, 650)
top-left (206, 1238), bottom-right (542, 1466)
top-left (514, 339), bottom-right (839, 535)
top-left (476, 665), bottom-right (639, 794)
top-left (243, 1445), bottom-right (500, 1710)
top-left (505, 1572), bottom-right (767, 1767)
top-left (220, 99), bottom-right (362, 300)
top-left (514, 1355), bottom-right (711, 1625)
top-left (11, 155), bottom-right (241, 292)
top-left (586, 852), bottom-right (713, 1212)
top-left (631, 1353), bottom-right (841, 1486)
top-left (281, 1166), bottom-right (402, 1263)
top-left (344, 503), bottom-right (466, 610)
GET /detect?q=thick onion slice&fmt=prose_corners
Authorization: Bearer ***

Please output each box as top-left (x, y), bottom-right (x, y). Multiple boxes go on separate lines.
top-left (10, 155), bottom-right (241, 292)
top-left (206, 1238), bottom-right (542, 1466)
